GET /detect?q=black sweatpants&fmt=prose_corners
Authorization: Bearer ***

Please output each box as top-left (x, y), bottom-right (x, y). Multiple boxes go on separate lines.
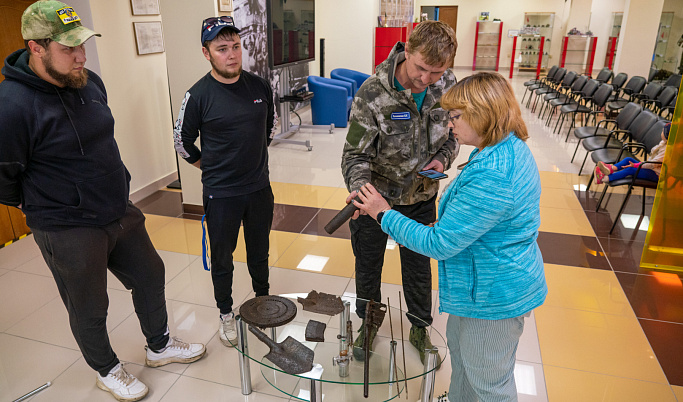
top-left (33, 203), bottom-right (169, 377)
top-left (203, 185), bottom-right (274, 315)
top-left (350, 196), bottom-right (436, 327)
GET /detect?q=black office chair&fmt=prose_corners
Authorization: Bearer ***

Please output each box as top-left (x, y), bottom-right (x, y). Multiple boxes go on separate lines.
top-left (580, 107), bottom-right (657, 176)
top-left (529, 68), bottom-right (566, 110)
top-left (562, 83), bottom-right (613, 141)
top-left (522, 65), bottom-right (559, 104)
top-left (648, 67), bottom-right (658, 82)
top-left (594, 67), bottom-right (613, 83)
top-left (641, 86), bottom-right (677, 115)
top-left (538, 71), bottom-right (578, 119)
top-left (631, 81), bottom-right (664, 106)
top-left (606, 76), bottom-right (647, 113)
top-left (662, 74), bottom-right (681, 89)
top-left (660, 94), bottom-right (677, 120)
top-left (553, 79), bottom-right (600, 134)
top-left (607, 73), bottom-right (628, 100)
top-left (571, 102), bottom-right (641, 164)
top-left (543, 74), bottom-right (586, 125)
top-left (594, 119), bottom-right (668, 234)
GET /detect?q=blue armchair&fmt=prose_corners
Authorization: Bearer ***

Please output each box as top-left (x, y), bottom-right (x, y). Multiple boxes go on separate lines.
top-left (307, 76), bottom-right (353, 128)
top-left (331, 68), bottom-right (371, 97)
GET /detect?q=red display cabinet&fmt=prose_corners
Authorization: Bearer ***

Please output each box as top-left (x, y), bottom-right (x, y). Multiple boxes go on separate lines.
top-left (604, 36), bottom-right (618, 70)
top-left (473, 20), bottom-right (503, 71)
top-left (374, 27), bottom-right (406, 70)
top-left (509, 36), bottom-right (545, 79)
top-left (560, 36), bottom-right (598, 76)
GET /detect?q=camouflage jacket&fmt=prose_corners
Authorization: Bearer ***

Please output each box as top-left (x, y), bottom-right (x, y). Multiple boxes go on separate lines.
top-left (341, 42), bottom-right (458, 206)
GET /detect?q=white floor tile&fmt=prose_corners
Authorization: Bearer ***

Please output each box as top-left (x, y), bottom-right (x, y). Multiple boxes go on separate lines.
top-left (6, 288), bottom-right (135, 350)
top-left (0, 234), bottom-right (42, 270)
top-left (0, 270), bottom-right (59, 331)
top-left (0, 333), bottom-right (81, 401)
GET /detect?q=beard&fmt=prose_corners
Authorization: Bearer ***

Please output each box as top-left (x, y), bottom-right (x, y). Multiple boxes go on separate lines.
top-left (44, 51), bottom-right (88, 89)
top-left (209, 54), bottom-right (242, 80)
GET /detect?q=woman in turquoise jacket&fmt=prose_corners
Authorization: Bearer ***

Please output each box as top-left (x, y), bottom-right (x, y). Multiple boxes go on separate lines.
top-left (353, 72), bottom-right (547, 401)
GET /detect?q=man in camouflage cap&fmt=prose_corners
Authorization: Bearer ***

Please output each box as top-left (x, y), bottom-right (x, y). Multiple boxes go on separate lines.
top-left (341, 20), bottom-right (458, 364)
top-left (0, 1), bottom-right (205, 401)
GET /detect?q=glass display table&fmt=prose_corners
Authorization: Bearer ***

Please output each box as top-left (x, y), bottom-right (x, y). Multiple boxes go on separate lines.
top-left (230, 294), bottom-right (447, 402)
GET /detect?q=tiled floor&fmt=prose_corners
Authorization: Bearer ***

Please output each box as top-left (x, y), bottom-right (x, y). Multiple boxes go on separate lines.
top-left (1, 68), bottom-right (681, 401)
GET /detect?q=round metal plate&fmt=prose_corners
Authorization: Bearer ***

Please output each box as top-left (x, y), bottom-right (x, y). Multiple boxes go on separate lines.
top-left (239, 296), bottom-right (297, 328)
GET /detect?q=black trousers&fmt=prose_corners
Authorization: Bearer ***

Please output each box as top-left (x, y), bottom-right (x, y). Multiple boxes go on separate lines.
top-left (350, 196), bottom-right (436, 327)
top-left (203, 185), bottom-right (274, 314)
top-left (33, 203), bottom-right (169, 377)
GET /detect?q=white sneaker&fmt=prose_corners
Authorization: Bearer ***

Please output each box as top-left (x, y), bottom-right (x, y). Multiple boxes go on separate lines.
top-left (219, 313), bottom-right (237, 347)
top-left (144, 336), bottom-right (206, 367)
top-left (96, 363), bottom-right (148, 402)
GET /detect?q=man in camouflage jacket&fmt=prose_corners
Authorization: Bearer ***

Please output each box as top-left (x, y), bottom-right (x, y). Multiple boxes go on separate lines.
top-left (341, 21), bottom-right (458, 362)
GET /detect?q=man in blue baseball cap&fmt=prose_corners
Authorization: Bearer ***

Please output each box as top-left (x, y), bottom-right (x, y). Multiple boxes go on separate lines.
top-left (173, 16), bottom-right (276, 347)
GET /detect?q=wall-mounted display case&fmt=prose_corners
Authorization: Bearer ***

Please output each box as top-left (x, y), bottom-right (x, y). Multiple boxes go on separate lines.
top-left (522, 12), bottom-right (554, 71)
top-left (652, 12), bottom-right (675, 70)
top-left (605, 12), bottom-right (622, 70)
top-left (473, 20), bottom-right (503, 71)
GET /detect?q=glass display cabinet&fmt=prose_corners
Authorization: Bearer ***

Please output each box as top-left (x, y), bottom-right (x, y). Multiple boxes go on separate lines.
top-left (473, 20), bottom-right (503, 71)
top-left (653, 12), bottom-right (675, 70)
top-left (522, 12), bottom-right (554, 72)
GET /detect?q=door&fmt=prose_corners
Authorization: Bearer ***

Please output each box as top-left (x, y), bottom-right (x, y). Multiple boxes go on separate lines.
top-left (437, 6), bottom-right (458, 38)
top-left (0, 0), bottom-right (34, 241)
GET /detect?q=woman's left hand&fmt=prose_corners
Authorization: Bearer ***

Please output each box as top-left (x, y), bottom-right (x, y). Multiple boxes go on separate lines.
top-left (353, 183), bottom-right (391, 220)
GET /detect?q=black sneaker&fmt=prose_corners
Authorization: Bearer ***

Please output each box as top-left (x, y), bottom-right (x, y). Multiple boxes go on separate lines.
top-left (352, 320), bottom-right (379, 361)
top-left (409, 325), bottom-right (441, 366)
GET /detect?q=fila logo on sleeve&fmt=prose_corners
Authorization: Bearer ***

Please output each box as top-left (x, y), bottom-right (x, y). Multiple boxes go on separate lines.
top-left (254, 99), bottom-right (263, 104)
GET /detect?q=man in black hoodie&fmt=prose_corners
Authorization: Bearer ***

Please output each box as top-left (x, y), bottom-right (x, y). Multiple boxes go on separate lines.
top-left (0, 2), bottom-right (205, 401)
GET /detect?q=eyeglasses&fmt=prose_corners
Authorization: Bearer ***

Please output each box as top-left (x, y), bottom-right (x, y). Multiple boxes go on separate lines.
top-left (202, 16), bottom-right (235, 32)
top-left (448, 113), bottom-right (462, 124)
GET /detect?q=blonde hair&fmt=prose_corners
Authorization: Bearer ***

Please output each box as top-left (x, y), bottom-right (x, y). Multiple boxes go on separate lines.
top-left (407, 21), bottom-right (457, 68)
top-left (441, 72), bottom-right (529, 148)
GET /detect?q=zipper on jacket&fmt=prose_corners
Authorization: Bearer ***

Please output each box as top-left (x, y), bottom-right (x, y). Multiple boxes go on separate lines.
top-left (470, 252), bottom-right (477, 302)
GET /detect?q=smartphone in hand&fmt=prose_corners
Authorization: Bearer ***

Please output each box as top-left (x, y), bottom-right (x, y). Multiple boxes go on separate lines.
top-left (418, 169), bottom-right (448, 180)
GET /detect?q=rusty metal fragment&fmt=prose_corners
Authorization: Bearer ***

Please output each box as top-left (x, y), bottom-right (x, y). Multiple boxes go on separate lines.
top-left (297, 290), bottom-right (344, 316)
top-left (305, 320), bottom-right (326, 342)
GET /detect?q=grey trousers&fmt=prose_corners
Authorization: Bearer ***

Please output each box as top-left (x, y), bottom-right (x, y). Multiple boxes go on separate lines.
top-left (447, 313), bottom-right (526, 402)
top-left (33, 203), bottom-right (169, 376)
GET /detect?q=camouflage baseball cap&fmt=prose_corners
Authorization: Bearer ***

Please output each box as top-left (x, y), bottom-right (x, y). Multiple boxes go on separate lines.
top-left (21, 0), bottom-right (101, 47)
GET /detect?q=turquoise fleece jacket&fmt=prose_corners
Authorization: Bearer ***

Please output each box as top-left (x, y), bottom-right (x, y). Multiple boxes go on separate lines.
top-left (381, 133), bottom-right (547, 320)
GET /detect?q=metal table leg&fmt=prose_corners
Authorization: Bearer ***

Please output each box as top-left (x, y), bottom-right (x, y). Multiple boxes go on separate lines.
top-left (236, 315), bottom-right (252, 395)
top-left (310, 379), bottom-right (323, 402)
top-left (420, 348), bottom-right (439, 402)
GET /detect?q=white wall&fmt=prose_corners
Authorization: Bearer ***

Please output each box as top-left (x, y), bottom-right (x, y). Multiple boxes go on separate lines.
top-left (88, 0), bottom-right (177, 201)
top-left (614, 0), bottom-right (665, 77)
top-left (413, 0), bottom-right (571, 71)
top-left (160, 0), bottom-right (218, 207)
top-left (311, 0), bottom-right (378, 76)
top-left (589, 0), bottom-right (625, 71)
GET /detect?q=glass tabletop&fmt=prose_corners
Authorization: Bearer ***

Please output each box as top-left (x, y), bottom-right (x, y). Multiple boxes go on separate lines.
top-left (229, 293), bottom-right (447, 388)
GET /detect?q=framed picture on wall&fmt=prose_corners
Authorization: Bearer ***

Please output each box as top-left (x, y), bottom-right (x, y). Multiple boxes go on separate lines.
top-left (133, 21), bottom-right (165, 55)
top-left (218, 0), bottom-right (233, 12)
top-left (130, 0), bottom-right (160, 15)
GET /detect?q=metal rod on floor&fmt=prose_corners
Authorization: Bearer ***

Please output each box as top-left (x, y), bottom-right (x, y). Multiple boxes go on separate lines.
top-left (12, 382), bottom-right (51, 402)
top-left (387, 297), bottom-right (400, 396)
top-left (236, 315), bottom-right (252, 395)
top-left (398, 291), bottom-right (409, 399)
top-left (420, 349), bottom-right (439, 402)
top-left (310, 378), bottom-right (323, 402)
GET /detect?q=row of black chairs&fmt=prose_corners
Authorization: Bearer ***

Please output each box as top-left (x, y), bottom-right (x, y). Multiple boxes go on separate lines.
top-left (522, 67), bottom-right (674, 234)
top-left (569, 101), bottom-right (668, 233)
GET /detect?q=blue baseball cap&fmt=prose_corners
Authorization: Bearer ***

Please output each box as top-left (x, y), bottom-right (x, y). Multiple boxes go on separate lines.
top-left (201, 16), bottom-right (240, 44)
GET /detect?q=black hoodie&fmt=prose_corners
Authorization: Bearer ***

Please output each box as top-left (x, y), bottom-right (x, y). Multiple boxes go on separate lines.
top-left (0, 49), bottom-right (130, 230)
